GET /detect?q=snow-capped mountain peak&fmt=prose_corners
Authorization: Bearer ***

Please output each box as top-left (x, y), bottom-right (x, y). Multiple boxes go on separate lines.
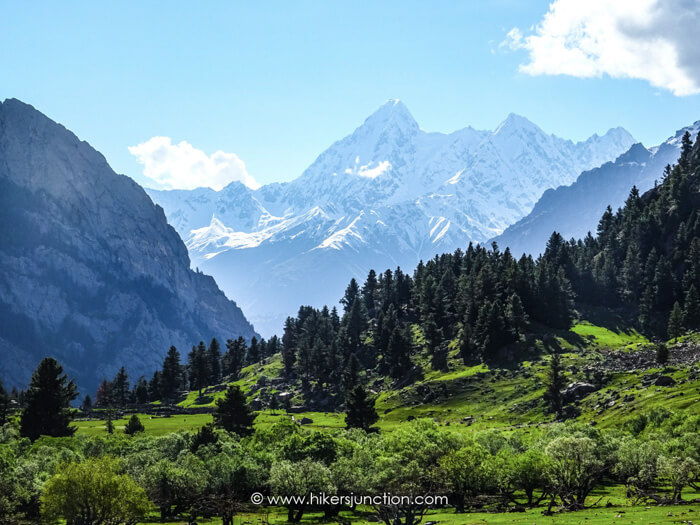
top-left (148, 100), bottom-right (636, 335)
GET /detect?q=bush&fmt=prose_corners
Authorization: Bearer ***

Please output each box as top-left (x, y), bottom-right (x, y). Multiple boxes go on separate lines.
top-left (41, 457), bottom-right (149, 525)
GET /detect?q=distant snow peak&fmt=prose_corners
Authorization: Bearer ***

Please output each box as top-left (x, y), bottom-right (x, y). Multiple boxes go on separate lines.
top-left (148, 100), bottom-right (636, 336)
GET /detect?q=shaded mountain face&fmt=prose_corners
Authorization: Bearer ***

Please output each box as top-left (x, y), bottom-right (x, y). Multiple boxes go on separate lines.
top-left (491, 121), bottom-right (700, 257)
top-left (0, 99), bottom-right (257, 392)
top-left (149, 100), bottom-right (635, 336)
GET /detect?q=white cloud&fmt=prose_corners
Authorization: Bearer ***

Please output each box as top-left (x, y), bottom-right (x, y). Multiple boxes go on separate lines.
top-left (503, 0), bottom-right (700, 96)
top-left (129, 137), bottom-right (261, 191)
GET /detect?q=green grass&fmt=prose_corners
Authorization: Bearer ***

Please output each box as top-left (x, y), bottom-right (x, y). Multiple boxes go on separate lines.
top-left (255, 410), bottom-right (346, 431)
top-left (74, 413), bottom-right (212, 436)
top-left (137, 500), bottom-right (700, 524)
top-left (571, 321), bottom-right (648, 348)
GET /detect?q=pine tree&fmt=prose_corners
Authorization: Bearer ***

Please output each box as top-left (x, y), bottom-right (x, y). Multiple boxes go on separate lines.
top-left (543, 353), bottom-right (565, 417)
top-left (81, 394), bottom-right (92, 412)
top-left (281, 318), bottom-right (297, 377)
top-left (341, 278), bottom-right (361, 313)
top-left (386, 326), bottom-right (411, 379)
top-left (668, 302), bottom-right (684, 340)
top-left (213, 385), bottom-right (256, 436)
top-left (0, 378), bottom-right (9, 425)
top-left (458, 319), bottom-right (474, 364)
top-left (124, 414), bottom-right (145, 435)
top-left (247, 337), bottom-right (260, 366)
top-left (133, 377), bottom-right (149, 404)
top-left (223, 337), bottom-right (246, 378)
top-left (112, 367), bottom-right (130, 407)
top-left (342, 353), bottom-right (361, 394)
top-left (19, 358), bottom-right (78, 441)
top-left (190, 424), bottom-right (219, 453)
top-left (683, 285), bottom-right (700, 330)
top-left (106, 411), bottom-right (115, 434)
top-left (345, 384), bottom-right (378, 431)
top-left (342, 299), bottom-right (367, 354)
top-left (160, 346), bottom-right (182, 399)
top-left (362, 269), bottom-right (378, 320)
top-left (505, 292), bottom-right (528, 339)
top-left (95, 379), bottom-right (113, 407)
top-left (148, 371), bottom-right (161, 402)
top-left (655, 343), bottom-right (669, 365)
top-left (188, 343), bottom-right (209, 391)
top-left (207, 338), bottom-right (222, 384)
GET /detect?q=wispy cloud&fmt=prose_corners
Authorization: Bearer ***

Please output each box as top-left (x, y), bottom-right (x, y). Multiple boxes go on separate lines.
top-left (502, 0), bottom-right (700, 96)
top-left (129, 137), bottom-right (260, 191)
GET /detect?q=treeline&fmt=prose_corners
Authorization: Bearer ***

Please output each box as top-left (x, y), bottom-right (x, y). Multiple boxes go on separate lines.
top-left (280, 132), bottom-right (700, 390)
top-left (94, 335), bottom-right (280, 406)
top-left (280, 246), bottom-right (573, 391)
top-left (554, 130), bottom-right (700, 338)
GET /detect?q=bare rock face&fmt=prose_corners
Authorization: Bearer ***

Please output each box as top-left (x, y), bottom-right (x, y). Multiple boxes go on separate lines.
top-left (0, 99), bottom-right (257, 392)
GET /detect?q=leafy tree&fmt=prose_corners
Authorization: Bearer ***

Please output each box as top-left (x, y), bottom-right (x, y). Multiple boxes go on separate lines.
top-left (345, 384), bottom-right (378, 431)
top-left (657, 454), bottom-right (698, 502)
top-left (140, 455), bottom-right (208, 520)
top-left (124, 414), bottom-right (145, 436)
top-left (41, 457), bottom-right (149, 525)
top-left (213, 385), bottom-right (256, 436)
top-left (437, 444), bottom-right (488, 512)
top-left (545, 436), bottom-right (605, 509)
top-left (511, 449), bottom-right (550, 506)
top-left (613, 438), bottom-right (661, 500)
top-left (19, 358), bottom-right (77, 441)
top-left (270, 459), bottom-right (335, 523)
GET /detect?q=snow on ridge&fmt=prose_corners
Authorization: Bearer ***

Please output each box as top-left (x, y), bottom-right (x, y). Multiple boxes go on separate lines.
top-left (149, 100), bottom-right (637, 336)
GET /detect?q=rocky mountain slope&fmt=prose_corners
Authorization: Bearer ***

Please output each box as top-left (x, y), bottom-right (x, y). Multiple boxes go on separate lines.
top-left (0, 99), bottom-right (257, 391)
top-left (491, 121), bottom-right (700, 256)
top-left (149, 100), bottom-right (635, 335)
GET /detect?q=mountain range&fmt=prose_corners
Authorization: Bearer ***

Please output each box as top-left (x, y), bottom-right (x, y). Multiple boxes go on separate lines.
top-left (491, 121), bottom-right (700, 256)
top-left (149, 100), bottom-right (635, 335)
top-left (0, 99), bottom-right (257, 392)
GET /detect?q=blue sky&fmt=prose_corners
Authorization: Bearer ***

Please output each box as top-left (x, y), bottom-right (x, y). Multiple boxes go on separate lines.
top-left (1, 0), bottom-right (699, 188)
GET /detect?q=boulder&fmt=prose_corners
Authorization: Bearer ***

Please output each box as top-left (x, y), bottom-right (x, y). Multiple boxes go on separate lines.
top-left (561, 382), bottom-right (596, 403)
top-left (654, 375), bottom-right (676, 387)
top-left (299, 417), bottom-right (313, 425)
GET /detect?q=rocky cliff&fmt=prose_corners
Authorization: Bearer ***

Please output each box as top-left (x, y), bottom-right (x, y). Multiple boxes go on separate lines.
top-left (0, 99), bottom-right (257, 392)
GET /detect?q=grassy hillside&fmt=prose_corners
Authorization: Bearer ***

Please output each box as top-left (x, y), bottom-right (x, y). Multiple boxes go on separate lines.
top-left (75, 319), bottom-right (699, 437)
